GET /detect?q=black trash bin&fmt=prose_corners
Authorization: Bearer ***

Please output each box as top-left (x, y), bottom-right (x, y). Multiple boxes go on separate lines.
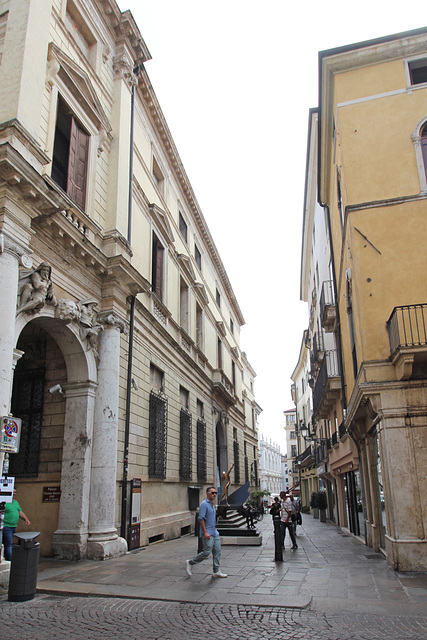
top-left (8, 531), bottom-right (40, 602)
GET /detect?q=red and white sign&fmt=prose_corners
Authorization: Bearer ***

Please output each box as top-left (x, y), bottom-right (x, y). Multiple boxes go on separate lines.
top-left (1, 416), bottom-right (22, 453)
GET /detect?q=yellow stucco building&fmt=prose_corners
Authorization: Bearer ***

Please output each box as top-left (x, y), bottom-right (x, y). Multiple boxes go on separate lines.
top-left (316, 28), bottom-right (427, 570)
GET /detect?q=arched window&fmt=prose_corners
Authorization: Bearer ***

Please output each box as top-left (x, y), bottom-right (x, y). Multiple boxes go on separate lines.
top-left (421, 123), bottom-right (427, 176)
top-left (412, 118), bottom-right (427, 193)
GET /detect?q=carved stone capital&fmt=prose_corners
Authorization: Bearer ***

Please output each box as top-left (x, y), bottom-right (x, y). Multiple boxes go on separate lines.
top-left (0, 232), bottom-right (32, 266)
top-left (112, 55), bottom-right (138, 88)
top-left (98, 311), bottom-right (128, 334)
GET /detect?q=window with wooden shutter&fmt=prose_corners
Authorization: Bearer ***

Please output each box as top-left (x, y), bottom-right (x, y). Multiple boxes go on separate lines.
top-left (52, 97), bottom-right (89, 210)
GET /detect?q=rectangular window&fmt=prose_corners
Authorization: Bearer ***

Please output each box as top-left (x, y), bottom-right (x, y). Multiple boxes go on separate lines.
top-left (408, 58), bottom-right (427, 85)
top-left (196, 303), bottom-right (203, 349)
top-left (230, 318), bottom-right (234, 335)
top-left (232, 361), bottom-right (236, 389)
top-left (195, 244), bottom-right (202, 270)
top-left (180, 278), bottom-right (189, 333)
top-left (52, 97), bottom-right (89, 210)
top-left (216, 288), bottom-right (221, 308)
top-left (291, 445), bottom-right (297, 458)
top-left (152, 155), bottom-right (164, 194)
top-left (152, 233), bottom-right (165, 301)
top-left (179, 212), bottom-right (188, 243)
top-left (196, 419), bottom-right (207, 482)
top-left (150, 363), bottom-right (164, 391)
top-left (179, 408), bottom-right (192, 481)
top-left (180, 385), bottom-right (189, 409)
top-left (149, 390), bottom-right (167, 479)
top-left (217, 338), bottom-right (223, 369)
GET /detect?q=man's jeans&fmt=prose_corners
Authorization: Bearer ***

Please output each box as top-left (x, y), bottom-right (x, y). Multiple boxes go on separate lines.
top-left (280, 521), bottom-right (297, 548)
top-left (1, 526), bottom-right (16, 561)
top-left (189, 534), bottom-right (221, 573)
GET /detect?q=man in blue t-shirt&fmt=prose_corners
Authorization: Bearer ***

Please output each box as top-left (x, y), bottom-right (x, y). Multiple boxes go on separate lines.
top-left (1, 489), bottom-right (31, 561)
top-left (186, 487), bottom-right (227, 578)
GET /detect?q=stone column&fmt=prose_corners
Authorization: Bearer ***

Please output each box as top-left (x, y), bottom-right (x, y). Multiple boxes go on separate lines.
top-left (87, 312), bottom-right (128, 560)
top-left (52, 381), bottom-right (97, 560)
top-left (0, 233), bottom-right (32, 471)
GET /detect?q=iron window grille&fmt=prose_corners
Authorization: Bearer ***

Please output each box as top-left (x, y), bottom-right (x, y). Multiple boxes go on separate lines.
top-left (149, 390), bottom-right (167, 479)
top-left (179, 408), bottom-right (192, 481)
top-left (196, 419), bottom-right (207, 482)
top-left (233, 439), bottom-right (240, 484)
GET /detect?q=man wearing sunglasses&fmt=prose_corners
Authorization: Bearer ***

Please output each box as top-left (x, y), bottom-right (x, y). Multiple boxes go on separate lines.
top-left (186, 486), bottom-right (227, 578)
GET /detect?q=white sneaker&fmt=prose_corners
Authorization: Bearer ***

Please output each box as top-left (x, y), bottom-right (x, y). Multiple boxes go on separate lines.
top-left (186, 560), bottom-right (192, 576)
top-left (212, 570), bottom-right (227, 578)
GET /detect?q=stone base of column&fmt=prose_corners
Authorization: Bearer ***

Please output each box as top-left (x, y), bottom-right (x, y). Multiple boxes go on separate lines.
top-left (51, 531), bottom-right (88, 561)
top-left (0, 560), bottom-right (10, 594)
top-left (87, 533), bottom-right (127, 560)
top-left (386, 535), bottom-right (427, 571)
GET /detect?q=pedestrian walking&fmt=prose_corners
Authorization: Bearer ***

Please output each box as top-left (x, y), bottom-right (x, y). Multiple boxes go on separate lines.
top-left (279, 491), bottom-right (298, 550)
top-left (1, 488), bottom-right (31, 561)
top-left (186, 486), bottom-right (227, 578)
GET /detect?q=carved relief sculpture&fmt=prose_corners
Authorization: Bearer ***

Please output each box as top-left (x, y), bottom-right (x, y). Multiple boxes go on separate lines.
top-left (76, 298), bottom-right (104, 357)
top-left (16, 262), bottom-right (57, 315)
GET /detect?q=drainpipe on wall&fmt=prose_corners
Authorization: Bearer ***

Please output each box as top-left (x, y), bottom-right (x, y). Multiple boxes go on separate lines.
top-left (121, 64), bottom-right (142, 540)
top-left (121, 295), bottom-right (135, 540)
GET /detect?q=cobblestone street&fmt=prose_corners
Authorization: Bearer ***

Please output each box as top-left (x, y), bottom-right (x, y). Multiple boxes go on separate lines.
top-left (1, 515), bottom-right (426, 639)
top-left (1, 595), bottom-right (427, 640)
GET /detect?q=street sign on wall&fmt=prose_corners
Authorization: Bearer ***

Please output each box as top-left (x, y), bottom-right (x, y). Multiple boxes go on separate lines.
top-left (0, 476), bottom-right (15, 503)
top-left (1, 416), bottom-right (22, 453)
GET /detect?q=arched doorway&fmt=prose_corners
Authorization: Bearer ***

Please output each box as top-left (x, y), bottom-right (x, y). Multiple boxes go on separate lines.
top-left (11, 312), bottom-right (96, 558)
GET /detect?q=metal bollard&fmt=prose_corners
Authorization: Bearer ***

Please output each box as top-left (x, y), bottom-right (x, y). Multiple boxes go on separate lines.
top-left (273, 516), bottom-right (283, 561)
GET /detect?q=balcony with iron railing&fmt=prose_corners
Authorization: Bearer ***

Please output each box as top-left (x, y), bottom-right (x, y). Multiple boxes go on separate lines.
top-left (319, 280), bottom-right (336, 332)
top-left (296, 444), bottom-right (315, 468)
top-left (387, 304), bottom-right (427, 380)
top-left (312, 349), bottom-right (342, 418)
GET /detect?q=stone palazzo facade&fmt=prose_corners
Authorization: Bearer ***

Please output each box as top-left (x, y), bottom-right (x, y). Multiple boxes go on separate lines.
top-left (0, 0), bottom-right (258, 560)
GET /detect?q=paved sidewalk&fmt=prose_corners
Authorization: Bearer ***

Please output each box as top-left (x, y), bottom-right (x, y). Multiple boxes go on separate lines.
top-left (36, 513), bottom-right (427, 616)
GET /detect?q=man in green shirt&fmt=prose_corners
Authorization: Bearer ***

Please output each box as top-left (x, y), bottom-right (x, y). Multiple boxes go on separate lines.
top-left (1, 489), bottom-right (30, 561)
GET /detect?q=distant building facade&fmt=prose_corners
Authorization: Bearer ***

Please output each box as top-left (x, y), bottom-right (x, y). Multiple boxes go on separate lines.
top-left (259, 435), bottom-right (282, 495)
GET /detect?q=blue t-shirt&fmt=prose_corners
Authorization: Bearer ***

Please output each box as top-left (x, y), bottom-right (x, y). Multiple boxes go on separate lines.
top-left (198, 498), bottom-right (218, 537)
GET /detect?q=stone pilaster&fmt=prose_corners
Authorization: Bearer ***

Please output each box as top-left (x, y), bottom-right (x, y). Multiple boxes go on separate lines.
top-left (87, 312), bottom-right (128, 560)
top-left (52, 381), bottom-right (97, 560)
top-left (0, 233), bottom-right (31, 472)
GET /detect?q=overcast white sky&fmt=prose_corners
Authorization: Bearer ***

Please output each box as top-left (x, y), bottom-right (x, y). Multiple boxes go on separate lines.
top-left (122, 0), bottom-right (425, 449)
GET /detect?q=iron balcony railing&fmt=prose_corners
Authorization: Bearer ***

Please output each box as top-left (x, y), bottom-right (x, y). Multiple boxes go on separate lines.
top-left (319, 280), bottom-right (335, 320)
top-left (332, 431), bottom-right (338, 446)
top-left (297, 444), bottom-right (315, 466)
top-left (387, 304), bottom-right (427, 356)
top-left (312, 349), bottom-right (342, 415)
top-left (338, 421), bottom-right (346, 440)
